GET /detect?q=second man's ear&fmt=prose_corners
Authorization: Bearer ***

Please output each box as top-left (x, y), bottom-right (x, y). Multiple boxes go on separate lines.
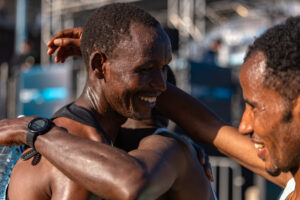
top-left (90, 52), bottom-right (106, 79)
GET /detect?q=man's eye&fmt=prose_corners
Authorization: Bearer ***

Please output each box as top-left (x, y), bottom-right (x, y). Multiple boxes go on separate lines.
top-left (162, 65), bottom-right (168, 72)
top-left (141, 68), bottom-right (153, 73)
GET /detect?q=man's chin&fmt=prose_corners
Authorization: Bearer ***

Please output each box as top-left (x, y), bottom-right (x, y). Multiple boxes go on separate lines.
top-left (266, 169), bottom-right (281, 177)
top-left (266, 166), bottom-right (281, 177)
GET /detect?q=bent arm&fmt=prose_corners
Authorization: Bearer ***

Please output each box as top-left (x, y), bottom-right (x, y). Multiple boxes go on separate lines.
top-left (33, 127), bottom-right (197, 200)
top-left (34, 127), bottom-right (147, 200)
top-left (33, 126), bottom-right (209, 200)
top-left (157, 84), bottom-right (291, 187)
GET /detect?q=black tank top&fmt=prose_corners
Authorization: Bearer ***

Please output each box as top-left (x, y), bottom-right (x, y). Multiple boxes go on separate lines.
top-left (52, 103), bottom-right (112, 144)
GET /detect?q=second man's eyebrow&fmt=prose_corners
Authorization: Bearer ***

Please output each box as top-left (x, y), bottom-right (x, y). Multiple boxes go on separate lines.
top-left (244, 99), bottom-right (258, 108)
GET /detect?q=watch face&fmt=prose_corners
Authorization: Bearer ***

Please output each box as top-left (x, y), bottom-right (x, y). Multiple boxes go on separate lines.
top-left (28, 118), bottom-right (51, 133)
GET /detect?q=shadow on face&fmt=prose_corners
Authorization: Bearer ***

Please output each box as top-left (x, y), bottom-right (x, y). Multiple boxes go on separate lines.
top-left (239, 51), bottom-right (300, 176)
top-left (99, 23), bottom-right (172, 120)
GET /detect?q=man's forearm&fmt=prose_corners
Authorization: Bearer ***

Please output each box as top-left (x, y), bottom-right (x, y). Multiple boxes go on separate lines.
top-left (157, 84), bottom-right (290, 187)
top-left (35, 127), bottom-right (146, 200)
top-left (157, 84), bottom-right (252, 162)
top-left (157, 83), bottom-right (225, 144)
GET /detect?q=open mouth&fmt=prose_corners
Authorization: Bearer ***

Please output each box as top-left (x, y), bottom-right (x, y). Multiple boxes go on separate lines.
top-left (254, 143), bottom-right (265, 149)
top-left (251, 135), bottom-right (266, 160)
top-left (138, 96), bottom-right (157, 104)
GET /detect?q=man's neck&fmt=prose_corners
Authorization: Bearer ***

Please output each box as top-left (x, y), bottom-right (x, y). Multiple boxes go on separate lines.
top-left (75, 88), bottom-right (126, 142)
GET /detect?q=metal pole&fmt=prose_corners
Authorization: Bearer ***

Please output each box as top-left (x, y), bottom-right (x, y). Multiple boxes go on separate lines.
top-left (15, 0), bottom-right (27, 54)
top-left (41, 0), bottom-right (53, 65)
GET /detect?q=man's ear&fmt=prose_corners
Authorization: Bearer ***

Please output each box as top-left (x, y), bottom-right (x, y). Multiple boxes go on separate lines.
top-left (292, 95), bottom-right (300, 123)
top-left (89, 51), bottom-right (106, 79)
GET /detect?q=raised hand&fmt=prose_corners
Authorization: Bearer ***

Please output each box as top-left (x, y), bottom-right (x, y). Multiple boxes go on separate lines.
top-left (47, 27), bottom-right (83, 63)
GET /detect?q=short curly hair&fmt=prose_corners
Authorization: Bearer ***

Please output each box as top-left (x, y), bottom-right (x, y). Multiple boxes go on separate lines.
top-left (245, 16), bottom-right (300, 101)
top-left (81, 3), bottom-right (159, 66)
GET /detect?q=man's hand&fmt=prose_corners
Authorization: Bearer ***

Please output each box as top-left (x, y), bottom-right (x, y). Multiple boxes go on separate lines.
top-left (193, 143), bottom-right (214, 182)
top-left (0, 116), bottom-right (35, 146)
top-left (183, 135), bottom-right (214, 182)
top-left (47, 27), bottom-right (83, 63)
top-left (179, 134), bottom-right (214, 182)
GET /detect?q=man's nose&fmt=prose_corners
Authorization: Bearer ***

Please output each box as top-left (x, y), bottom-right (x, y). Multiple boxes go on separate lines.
top-left (238, 111), bottom-right (253, 135)
top-left (150, 70), bottom-right (167, 92)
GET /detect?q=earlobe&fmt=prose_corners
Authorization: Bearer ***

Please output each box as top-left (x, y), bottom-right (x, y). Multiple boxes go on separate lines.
top-left (89, 52), bottom-right (106, 79)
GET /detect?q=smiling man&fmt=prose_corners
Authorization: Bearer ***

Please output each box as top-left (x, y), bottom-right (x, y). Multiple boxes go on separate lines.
top-left (2, 10), bottom-right (300, 200)
top-left (2, 11), bottom-right (300, 200)
top-left (239, 51), bottom-right (295, 177)
top-left (3, 3), bottom-right (213, 200)
top-left (239, 17), bottom-right (300, 180)
top-left (45, 17), bottom-right (299, 197)
top-left (156, 17), bottom-right (300, 199)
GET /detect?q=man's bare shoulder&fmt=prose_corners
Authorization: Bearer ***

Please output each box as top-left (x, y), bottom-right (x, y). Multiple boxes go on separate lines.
top-left (9, 150), bottom-right (52, 199)
top-left (8, 117), bottom-right (106, 200)
top-left (9, 148), bottom-right (101, 200)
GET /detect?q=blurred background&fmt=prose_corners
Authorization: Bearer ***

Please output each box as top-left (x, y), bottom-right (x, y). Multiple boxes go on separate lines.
top-left (1, 0), bottom-right (300, 199)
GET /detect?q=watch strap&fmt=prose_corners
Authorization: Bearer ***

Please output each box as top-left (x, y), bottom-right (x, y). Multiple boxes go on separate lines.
top-left (20, 149), bottom-right (39, 161)
top-left (26, 131), bottom-right (37, 150)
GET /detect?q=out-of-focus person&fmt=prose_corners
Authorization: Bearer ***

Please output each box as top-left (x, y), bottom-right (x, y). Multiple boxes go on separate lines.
top-left (201, 39), bottom-right (222, 66)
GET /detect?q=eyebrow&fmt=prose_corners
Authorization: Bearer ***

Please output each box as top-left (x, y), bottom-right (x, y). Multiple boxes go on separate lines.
top-left (134, 60), bottom-right (154, 70)
top-left (244, 99), bottom-right (259, 108)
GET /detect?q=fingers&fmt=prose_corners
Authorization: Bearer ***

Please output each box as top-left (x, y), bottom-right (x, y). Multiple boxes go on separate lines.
top-left (47, 38), bottom-right (81, 56)
top-left (53, 38), bottom-right (81, 47)
top-left (47, 27), bottom-right (83, 62)
top-left (55, 46), bottom-right (69, 63)
top-left (204, 158), bottom-right (214, 182)
top-left (197, 145), bottom-right (206, 165)
top-left (47, 27), bottom-right (82, 48)
top-left (192, 141), bottom-right (205, 165)
top-left (54, 47), bottom-right (63, 63)
top-left (48, 41), bottom-right (81, 63)
top-left (47, 28), bottom-right (80, 46)
top-left (47, 46), bottom-right (57, 55)
top-left (193, 143), bottom-right (214, 182)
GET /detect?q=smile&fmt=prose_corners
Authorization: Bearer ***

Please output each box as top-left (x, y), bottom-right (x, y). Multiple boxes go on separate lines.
top-left (254, 143), bottom-right (265, 149)
top-left (251, 135), bottom-right (266, 160)
top-left (138, 96), bottom-right (157, 104)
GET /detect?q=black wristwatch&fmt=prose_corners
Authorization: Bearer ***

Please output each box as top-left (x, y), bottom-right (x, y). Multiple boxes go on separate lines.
top-left (26, 117), bottom-right (54, 150)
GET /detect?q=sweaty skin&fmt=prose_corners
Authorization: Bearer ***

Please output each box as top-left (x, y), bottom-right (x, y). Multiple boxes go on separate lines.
top-left (47, 27), bottom-right (292, 188)
top-left (157, 83), bottom-right (291, 188)
top-left (9, 117), bottom-right (108, 200)
top-left (6, 22), bottom-right (213, 200)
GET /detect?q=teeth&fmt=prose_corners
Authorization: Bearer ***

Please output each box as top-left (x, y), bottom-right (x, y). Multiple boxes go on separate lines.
top-left (254, 143), bottom-right (264, 149)
top-left (139, 96), bottom-right (157, 104)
